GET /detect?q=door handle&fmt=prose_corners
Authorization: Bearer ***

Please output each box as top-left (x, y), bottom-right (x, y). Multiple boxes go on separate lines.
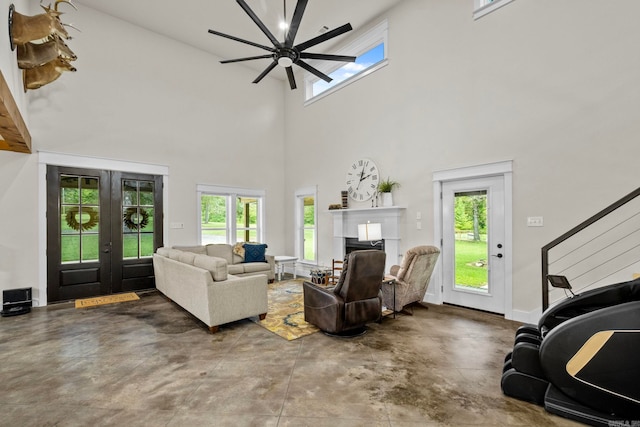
top-left (492, 253), bottom-right (503, 258)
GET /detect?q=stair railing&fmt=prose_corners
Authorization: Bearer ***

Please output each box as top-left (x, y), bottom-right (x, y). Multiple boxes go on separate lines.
top-left (541, 186), bottom-right (640, 310)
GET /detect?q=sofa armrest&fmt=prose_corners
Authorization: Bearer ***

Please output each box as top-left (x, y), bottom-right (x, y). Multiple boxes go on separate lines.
top-left (265, 255), bottom-right (276, 280)
top-left (206, 274), bottom-right (268, 326)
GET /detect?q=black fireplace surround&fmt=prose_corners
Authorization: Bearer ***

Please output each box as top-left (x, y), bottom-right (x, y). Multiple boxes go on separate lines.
top-left (344, 237), bottom-right (384, 255)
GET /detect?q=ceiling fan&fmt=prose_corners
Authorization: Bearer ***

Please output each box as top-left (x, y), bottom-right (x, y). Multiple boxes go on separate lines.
top-left (208, 0), bottom-right (356, 90)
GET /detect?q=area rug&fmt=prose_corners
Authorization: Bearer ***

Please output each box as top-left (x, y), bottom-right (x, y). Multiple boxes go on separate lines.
top-left (75, 292), bottom-right (140, 308)
top-left (253, 279), bottom-right (319, 340)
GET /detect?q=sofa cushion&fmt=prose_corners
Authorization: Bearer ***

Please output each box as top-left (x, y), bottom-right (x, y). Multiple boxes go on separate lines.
top-left (178, 251), bottom-right (197, 265)
top-left (167, 249), bottom-right (183, 261)
top-left (244, 243), bottom-right (268, 263)
top-left (243, 262), bottom-right (271, 274)
top-left (193, 254), bottom-right (228, 281)
top-left (206, 244), bottom-right (233, 264)
top-left (156, 247), bottom-right (170, 257)
top-left (228, 264), bottom-right (244, 275)
top-left (173, 245), bottom-right (206, 255)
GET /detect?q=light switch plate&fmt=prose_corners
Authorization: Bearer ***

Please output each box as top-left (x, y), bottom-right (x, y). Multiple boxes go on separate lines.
top-left (527, 216), bottom-right (543, 227)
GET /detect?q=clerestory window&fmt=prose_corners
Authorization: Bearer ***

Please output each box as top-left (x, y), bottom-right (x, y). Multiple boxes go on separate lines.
top-left (304, 20), bottom-right (388, 105)
top-left (473, 0), bottom-right (516, 20)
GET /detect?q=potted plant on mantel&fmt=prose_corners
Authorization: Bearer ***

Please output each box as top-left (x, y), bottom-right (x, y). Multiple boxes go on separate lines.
top-left (378, 177), bottom-right (399, 207)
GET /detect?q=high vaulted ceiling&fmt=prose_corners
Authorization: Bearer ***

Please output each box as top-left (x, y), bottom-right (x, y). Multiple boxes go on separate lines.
top-left (73, 0), bottom-right (403, 80)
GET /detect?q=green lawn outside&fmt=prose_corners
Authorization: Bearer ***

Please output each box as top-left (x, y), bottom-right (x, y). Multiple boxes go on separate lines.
top-left (304, 229), bottom-right (315, 261)
top-left (454, 239), bottom-right (488, 288)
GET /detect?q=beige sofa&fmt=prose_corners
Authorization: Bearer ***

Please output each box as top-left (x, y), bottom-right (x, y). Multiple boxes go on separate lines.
top-left (173, 244), bottom-right (275, 282)
top-left (153, 247), bottom-right (268, 333)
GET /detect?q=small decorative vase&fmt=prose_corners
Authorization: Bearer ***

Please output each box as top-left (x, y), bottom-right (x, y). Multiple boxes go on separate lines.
top-left (381, 192), bottom-right (393, 207)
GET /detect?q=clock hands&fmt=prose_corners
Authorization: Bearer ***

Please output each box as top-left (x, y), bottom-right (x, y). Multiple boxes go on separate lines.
top-left (356, 167), bottom-right (366, 190)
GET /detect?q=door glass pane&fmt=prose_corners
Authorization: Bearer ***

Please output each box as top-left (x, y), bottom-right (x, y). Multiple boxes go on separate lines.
top-left (122, 180), bottom-right (138, 206)
top-left (61, 176), bottom-right (79, 204)
top-left (122, 180), bottom-right (155, 259)
top-left (60, 175), bottom-right (100, 264)
top-left (81, 233), bottom-right (99, 262)
top-left (454, 191), bottom-right (488, 292)
top-left (140, 233), bottom-right (154, 257)
top-left (139, 181), bottom-right (154, 206)
top-left (123, 233), bottom-right (139, 259)
top-left (61, 234), bottom-right (80, 263)
top-left (81, 177), bottom-right (99, 205)
top-left (201, 195), bottom-right (227, 244)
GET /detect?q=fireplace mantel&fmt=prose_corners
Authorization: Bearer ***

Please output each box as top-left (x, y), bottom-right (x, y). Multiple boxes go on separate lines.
top-left (329, 206), bottom-right (406, 272)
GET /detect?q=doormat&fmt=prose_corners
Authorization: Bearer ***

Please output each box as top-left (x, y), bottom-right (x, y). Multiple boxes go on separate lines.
top-left (252, 280), bottom-right (319, 341)
top-left (75, 292), bottom-right (140, 308)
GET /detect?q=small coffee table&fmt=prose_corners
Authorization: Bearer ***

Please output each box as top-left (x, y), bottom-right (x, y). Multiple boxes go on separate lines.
top-left (382, 276), bottom-right (397, 318)
top-left (274, 256), bottom-right (298, 281)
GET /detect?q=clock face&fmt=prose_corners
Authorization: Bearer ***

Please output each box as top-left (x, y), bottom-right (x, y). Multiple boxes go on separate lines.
top-left (346, 158), bottom-right (380, 201)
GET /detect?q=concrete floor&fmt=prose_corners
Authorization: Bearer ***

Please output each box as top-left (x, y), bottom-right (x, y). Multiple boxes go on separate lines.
top-left (0, 290), bottom-right (581, 426)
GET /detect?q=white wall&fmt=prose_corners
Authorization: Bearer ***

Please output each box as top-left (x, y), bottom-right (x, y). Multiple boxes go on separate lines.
top-left (0, 3), bottom-right (287, 304)
top-left (2, 0), bottom-right (639, 315)
top-left (282, 0), bottom-right (640, 316)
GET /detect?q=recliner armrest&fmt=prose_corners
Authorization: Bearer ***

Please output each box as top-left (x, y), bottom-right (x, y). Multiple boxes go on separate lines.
top-left (389, 265), bottom-right (400, 276)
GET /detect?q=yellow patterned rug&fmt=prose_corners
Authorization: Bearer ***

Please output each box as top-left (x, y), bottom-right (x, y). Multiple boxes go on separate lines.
top-left (75, 292), bottom-right (140, 308)
top-left (253, 280), bottom-right (319, 340)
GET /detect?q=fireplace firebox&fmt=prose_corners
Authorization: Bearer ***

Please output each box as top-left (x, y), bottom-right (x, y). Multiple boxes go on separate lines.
top-left (344, 237), bottom-right (384, 256)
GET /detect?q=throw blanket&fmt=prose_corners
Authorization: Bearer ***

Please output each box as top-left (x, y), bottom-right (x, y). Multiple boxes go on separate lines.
top-left (233, 242), bottom-right (245, 259)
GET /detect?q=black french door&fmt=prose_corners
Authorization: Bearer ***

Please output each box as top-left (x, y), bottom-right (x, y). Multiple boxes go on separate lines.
top-left (47, 166), bottom-right (163, 303)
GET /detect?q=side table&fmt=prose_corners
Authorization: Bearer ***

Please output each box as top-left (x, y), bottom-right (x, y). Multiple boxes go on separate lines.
top-left (382, 276), bottom-right (397, 318)
top-left (274, 256), bottom-right (298, 281)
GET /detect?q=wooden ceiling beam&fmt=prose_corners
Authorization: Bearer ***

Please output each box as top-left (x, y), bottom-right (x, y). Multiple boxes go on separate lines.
top-left (0, 70), bottom-right (31, 154)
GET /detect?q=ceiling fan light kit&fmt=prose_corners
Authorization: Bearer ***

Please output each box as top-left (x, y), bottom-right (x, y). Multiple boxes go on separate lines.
top-left (208, 0), bottom-right (356, 90)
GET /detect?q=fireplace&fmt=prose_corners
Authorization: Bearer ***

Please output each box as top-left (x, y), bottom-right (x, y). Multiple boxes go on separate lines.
top-left (344, 237), bottom-right (385, 255)
top-left (329, 206), bottom-right (406, 273)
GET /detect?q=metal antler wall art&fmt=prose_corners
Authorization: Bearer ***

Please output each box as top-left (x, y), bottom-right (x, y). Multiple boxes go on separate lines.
top-left (8, 0), bottom-right (79, 91)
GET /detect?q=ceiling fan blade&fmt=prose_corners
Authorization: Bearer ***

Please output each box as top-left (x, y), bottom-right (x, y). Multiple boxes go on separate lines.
top-left (221, 54), bottom-right (274, 64)
top-left (208, 29), bottom-right (274, 52)
top-left (299, 52), bottom-right (356, 62)
top-left (295, 23), bottom-right (353, 52)
top-left (285, 0), bottom-right (308, 47)
top-left (253, 61), bottom-right (278, 84)
top-left (236, 0), bottom-right (281, 47)
top-left (286, 66), bottom-right (297, 90)
top-left (296, 60), bottom-right (332, 83)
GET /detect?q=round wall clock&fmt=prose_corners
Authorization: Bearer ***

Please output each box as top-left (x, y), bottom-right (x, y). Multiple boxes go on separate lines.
top-left (345, 158), bottom-right (380, 201)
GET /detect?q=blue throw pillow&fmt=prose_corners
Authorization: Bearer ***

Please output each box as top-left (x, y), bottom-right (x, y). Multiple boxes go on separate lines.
top-left (243, 243), bottom-right (268, 263)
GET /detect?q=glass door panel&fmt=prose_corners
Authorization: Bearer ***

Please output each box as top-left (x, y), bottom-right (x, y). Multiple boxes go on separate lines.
top-left (454, 191), bottom-right (488, 293)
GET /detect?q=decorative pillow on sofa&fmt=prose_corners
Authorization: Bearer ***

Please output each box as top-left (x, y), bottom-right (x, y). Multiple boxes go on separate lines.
top-left (243, 243), bottom-right (268, 263)
top-left (232, 242), bottom-right (245, 259)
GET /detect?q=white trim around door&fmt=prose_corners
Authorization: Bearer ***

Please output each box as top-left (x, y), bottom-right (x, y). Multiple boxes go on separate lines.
top-left (430, 160), bottom-right (513, 320)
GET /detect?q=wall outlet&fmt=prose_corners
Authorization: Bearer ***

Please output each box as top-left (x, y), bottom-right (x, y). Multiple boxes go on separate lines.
top-left (527, 216), bottom-right (543, 227)
top-left (416, 211), bottom-right (421, 220)
top-left (416, 221), bottom-right (422, 230)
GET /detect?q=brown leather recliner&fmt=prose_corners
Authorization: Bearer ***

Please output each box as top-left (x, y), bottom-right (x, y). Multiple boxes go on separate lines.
top-left (303, 249), bottom-right (385, 336)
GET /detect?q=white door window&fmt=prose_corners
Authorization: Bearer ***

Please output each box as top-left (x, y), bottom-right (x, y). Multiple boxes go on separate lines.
top-left (442, 176), bottom-right (506, 313)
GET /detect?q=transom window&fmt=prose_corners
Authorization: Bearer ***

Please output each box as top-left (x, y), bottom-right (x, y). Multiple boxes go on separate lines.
top-left (473, 0), bottom-right (516, 20)
top-left (198, 185), bottom-right (264, 245)
top-left (304, 20), bottom-right (388, 104)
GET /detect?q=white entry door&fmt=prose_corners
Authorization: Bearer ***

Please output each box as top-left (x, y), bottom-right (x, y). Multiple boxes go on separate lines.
top-left (442, 176), bottom-right (506, 314)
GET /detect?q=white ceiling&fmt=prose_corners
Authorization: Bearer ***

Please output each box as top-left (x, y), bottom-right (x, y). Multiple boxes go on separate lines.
top-left (73, 0), bottom-right (403, 80)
